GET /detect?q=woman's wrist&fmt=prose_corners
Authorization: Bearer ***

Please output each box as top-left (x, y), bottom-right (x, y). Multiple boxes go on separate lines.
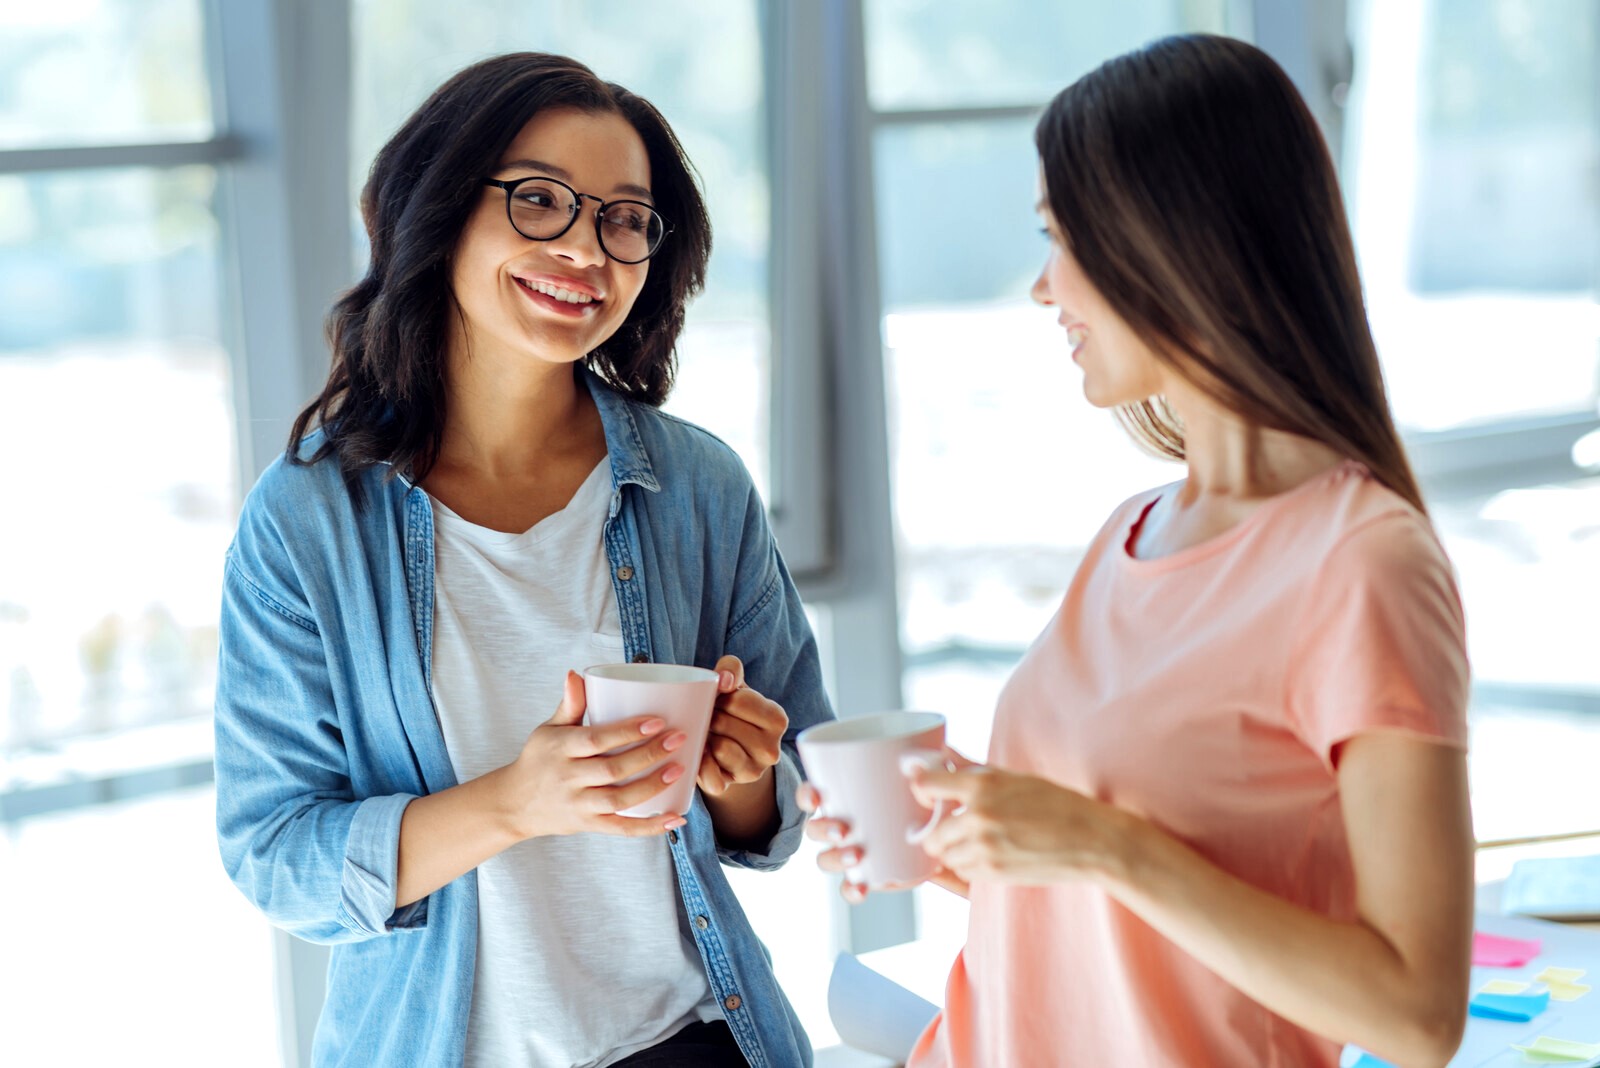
top-left (704, 765), bottom-right (779, 847)
top-left (485, 762), bottom-right (537, 843)
top-left (1084, 802), bottom-right (1152, 891)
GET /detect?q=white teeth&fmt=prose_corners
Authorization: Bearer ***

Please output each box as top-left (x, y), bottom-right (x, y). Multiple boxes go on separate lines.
top-left (522, 279), bottom-right (595, 304)
top-left (1066, 325), bottom-right (1087, 351)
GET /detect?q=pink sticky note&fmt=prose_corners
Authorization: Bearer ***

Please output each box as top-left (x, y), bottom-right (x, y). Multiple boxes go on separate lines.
top-left (1473, 930), bottom-right (1542, 967)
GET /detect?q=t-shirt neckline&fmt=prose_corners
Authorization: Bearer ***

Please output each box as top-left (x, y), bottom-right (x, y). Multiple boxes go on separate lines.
top-left (429, 456), bottom-right (611, 549)
top-left (1119, 459), bottom-right (1361, 574)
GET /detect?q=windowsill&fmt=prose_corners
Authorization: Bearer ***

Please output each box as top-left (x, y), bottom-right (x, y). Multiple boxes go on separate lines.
top-left (1, 716), bottom-right (214, 822)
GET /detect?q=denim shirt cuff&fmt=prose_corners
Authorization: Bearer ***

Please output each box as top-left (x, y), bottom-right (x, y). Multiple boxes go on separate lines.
top-left (717, 750), bottom-right (806, 870)
top-left (336, 793), bottom-right (422, 936)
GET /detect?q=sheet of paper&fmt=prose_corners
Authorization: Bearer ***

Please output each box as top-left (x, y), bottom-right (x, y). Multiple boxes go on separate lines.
top-left (828, 952), bottom-right (940, 1063)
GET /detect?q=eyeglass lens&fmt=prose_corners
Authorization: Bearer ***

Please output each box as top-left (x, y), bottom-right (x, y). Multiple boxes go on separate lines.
top-left (507, 179), bottom-right (665, 262)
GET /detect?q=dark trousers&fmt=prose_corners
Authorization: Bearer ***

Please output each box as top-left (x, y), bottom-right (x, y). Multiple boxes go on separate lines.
top-left (609, 1020), bottom-right (749, 1067)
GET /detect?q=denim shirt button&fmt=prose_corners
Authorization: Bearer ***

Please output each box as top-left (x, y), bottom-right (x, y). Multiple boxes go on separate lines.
top-left (724, 994), bottom-right (742, 1012)
top-left (695, 915), bottom-right (709, 930)
top-left (616, 565), bottom-right (634, 581)
top-left (632, 652), bottom-right (650, 663)
top-left (668, 829), bottom-right (679, 844)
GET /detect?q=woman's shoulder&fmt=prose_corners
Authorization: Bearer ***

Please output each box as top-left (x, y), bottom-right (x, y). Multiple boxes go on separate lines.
top-left (1302, 461), bottom-right (1441, 558)
top-left (1273, 463), bottom-right (1456, 602)
top-left (233, 432), bottom-right (388, 561)
top-left (615, 397), bottom-right (759, 495)
top-left (244, 432), bottom-right (363, 514)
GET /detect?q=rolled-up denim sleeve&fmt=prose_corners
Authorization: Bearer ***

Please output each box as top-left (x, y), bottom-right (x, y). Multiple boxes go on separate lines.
top-left (714, 747), bottom-right (809, 871)
top-left (215, 553), bottom-right (423, 943)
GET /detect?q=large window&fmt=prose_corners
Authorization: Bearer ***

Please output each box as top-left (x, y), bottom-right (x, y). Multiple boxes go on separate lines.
top-left (0, 1), bottom-right (276, 1062)
top-left (1344, 0), bottom-right (1600, 854)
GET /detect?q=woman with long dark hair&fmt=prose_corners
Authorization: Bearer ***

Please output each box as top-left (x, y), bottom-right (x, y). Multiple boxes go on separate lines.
top-left (215, 53), bottom-right (831, 1067)
top-left (804, 34), bottom-right (1472, 1066)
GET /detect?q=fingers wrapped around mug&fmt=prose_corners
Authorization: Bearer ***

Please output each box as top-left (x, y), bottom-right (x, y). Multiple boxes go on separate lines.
top-left (697, 654), bottom-right (788, 795)
top-left (909, 764), bottom-right (1117, 885)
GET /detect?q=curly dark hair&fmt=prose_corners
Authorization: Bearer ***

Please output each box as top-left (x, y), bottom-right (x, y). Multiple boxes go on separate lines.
top-left (288, 52), bottom-right (712, 486)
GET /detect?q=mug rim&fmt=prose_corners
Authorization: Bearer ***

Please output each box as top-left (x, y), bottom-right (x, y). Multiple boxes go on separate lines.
top-left (583, 663), bottom-right (719, 685)
top-left (796, 710), bottom-right (945, 746)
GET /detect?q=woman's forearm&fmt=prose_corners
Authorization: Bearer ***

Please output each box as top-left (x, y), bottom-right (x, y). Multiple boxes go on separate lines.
top-left (703, 767), bottom-right (779, 849)
top-left (1100, 810), bottom-right (1470, 1067)
top-left (395, 765), bottom-right (524, 908)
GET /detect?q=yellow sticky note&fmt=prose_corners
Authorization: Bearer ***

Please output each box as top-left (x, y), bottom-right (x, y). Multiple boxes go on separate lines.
top-left (1512, 1035), bottom-right (1600, 1062)
top-left (1538, 968), bottom-right (1589, 985)
top-left (1547, 980), bottom-right (1593, 1002)
top-left (1482, 979), bottom-right (1533, 994)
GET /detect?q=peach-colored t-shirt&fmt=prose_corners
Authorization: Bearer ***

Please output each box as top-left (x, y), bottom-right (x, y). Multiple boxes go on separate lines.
top-left (908, 461), bottom-right (1469, 1068)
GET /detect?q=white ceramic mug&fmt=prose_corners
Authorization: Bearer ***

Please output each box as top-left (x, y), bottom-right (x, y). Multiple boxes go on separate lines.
top-left (582, 663), bottom-right (719, 818)
top-left (797, 711), bottom-right (950, 890)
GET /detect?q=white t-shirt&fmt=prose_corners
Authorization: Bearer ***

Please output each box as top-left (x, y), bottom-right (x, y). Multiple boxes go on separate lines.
top-left (429, 457), bottom-right (720, 1068)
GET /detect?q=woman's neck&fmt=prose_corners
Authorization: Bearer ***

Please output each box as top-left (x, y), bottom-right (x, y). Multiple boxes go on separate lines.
top-left (1164, 382), bottom-right (1344, 506)
top-left (437, 344), bottom-right (599, 478)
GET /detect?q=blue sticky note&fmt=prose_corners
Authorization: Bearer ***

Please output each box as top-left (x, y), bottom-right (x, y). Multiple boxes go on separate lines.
top-left (1468, 989), bottom-right (1551, 1022)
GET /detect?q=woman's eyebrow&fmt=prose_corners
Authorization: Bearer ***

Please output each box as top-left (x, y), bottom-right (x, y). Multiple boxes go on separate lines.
top-left (500, 157), bottom-right (653, 200)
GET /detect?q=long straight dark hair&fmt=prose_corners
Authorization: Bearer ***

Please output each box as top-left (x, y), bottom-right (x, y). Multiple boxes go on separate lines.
top-left (1036, 34), bottom-right (1426, 513)
top-left (288, 52), bottom-right (712, 488)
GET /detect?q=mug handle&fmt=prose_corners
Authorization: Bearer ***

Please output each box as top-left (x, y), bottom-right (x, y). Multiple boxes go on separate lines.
top-left (900, 748), bottom-right (956, 845)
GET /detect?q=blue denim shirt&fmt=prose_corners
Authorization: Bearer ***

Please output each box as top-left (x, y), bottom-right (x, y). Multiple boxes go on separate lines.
top-left (215, 371), bottom-right (834, 1068)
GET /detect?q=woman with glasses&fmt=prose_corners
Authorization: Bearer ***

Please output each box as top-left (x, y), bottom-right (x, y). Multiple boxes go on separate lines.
top-left (803, 34), bottom-right (1473, 1067)
top-left (215, 53), bottom-right (830, 1068)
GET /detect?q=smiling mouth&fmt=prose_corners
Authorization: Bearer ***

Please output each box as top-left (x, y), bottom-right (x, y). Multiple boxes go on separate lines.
top-left (514, 278), bottom-right (604, 319)
top-left (516, 277), bottom-right (601, 306)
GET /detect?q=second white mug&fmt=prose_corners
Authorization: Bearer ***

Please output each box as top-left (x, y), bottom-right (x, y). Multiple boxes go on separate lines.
top-left (797, 710), bottom-right (950, 890)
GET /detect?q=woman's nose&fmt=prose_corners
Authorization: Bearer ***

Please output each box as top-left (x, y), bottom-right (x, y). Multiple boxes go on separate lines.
top-left (1030, 263), bottom-right (1054, 306)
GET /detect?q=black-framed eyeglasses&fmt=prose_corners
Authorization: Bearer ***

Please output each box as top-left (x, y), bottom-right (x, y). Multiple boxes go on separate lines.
top-left (482, 176), bottom-right (672, 264)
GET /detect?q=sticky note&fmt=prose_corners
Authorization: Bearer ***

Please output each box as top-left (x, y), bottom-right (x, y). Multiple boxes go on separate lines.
top-left (1509, 1035), bottom-right (1600, 1063)
top-left (1548, 980), bottom-right (1593, 1002)
top-left (1538, 968), bottom-right (1590, 985)
top-left (1481, 979), bottom-right (1533, 995)
top-left (1345, 1052), bottom-right (1397, 1068)
top-left (1474, 930), bottom-right (1543, 967)
top-left (1469, 988), bottom-right (1550, 1022)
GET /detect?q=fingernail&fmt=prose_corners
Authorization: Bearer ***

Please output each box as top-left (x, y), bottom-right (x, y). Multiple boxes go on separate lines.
top-left (719, 670), bottom-right (735, 692)
top-left (844, 848), bottom-right (863, 866)
top-left (662, 731), bottom-right (687, 752)
top-left (639, 718), bottom-right (665, 735)
top-left (826, 825), bottom-right (845, 842)
top-left (662, 764), bottom-right (684, 784)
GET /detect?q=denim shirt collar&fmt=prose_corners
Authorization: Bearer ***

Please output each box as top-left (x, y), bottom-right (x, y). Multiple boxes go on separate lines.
top-left (580, 368), bottom-right (662, 511)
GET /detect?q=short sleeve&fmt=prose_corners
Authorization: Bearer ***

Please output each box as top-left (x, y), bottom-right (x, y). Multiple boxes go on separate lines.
top-left (1285, 512), bottom-right (1470, 769)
